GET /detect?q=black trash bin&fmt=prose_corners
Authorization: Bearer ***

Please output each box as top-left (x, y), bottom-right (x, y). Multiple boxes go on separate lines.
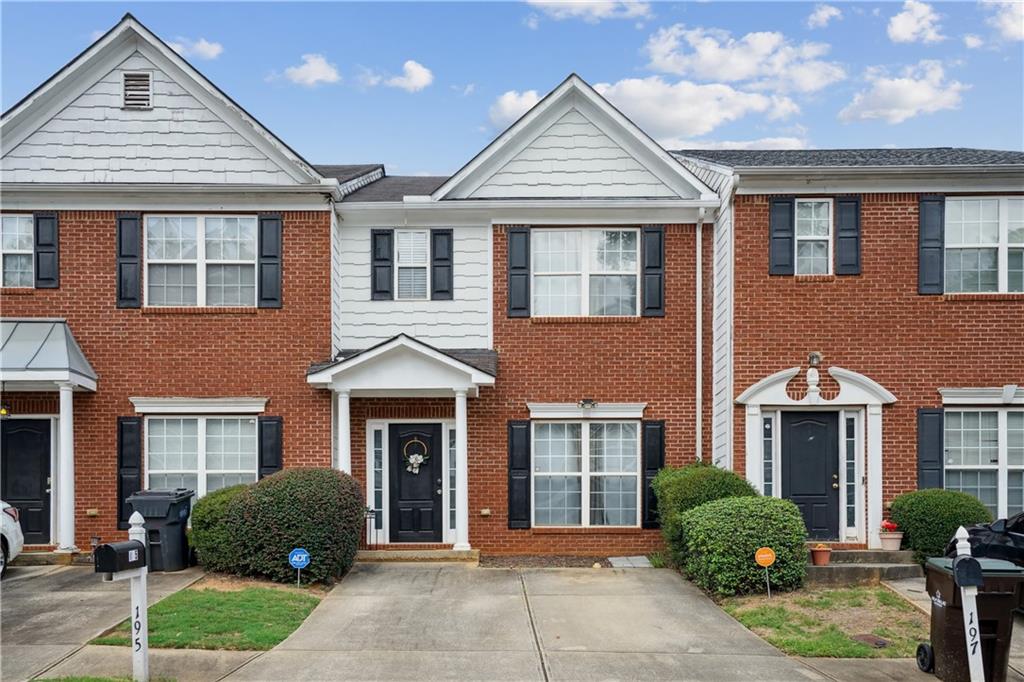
top-left (125, 488), bottom-right (194, 572)
top-left (918, 557), bottom-right (1024, 682)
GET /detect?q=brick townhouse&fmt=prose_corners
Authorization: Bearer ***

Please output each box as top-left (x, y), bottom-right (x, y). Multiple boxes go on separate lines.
top-left (1, 14), bottom-right (1021, 559)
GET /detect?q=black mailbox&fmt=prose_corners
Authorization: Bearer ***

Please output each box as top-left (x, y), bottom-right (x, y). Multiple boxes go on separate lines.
top-left (94, 540), bottom-right (147, 574)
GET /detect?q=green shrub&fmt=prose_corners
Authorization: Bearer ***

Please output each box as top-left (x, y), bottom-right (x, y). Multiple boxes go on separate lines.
top-left (190, 484), bottom-right (250, 572)
top-left (890, 489), bottom-right (992, 564)
top-left (679, 496), bottom-right (807, 596)
top-left (227, 468), bottom-right (365, 583)
top-left (653, 463), bottom-right (758, 564)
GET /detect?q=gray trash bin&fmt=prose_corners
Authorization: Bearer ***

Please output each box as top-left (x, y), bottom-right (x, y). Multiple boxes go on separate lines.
top-left (125, 488), bottom-right (194, 572)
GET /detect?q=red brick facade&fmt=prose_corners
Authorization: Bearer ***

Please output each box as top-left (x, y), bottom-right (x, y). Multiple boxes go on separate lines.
top-left (1, 210), bottom-right (334, 548)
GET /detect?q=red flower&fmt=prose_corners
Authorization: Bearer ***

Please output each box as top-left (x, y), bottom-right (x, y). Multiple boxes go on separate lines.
top-left (881, 519), bottom-right (899, 532)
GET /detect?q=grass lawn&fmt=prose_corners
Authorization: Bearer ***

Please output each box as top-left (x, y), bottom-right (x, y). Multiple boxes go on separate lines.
top-left (722, 586), bottom-right (929, 658)
top-left (91, 576), bottom-right (321, 651)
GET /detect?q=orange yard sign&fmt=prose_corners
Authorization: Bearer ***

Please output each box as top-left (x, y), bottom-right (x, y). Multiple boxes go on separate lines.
top-left (755, 547), bottom-right (776, 567)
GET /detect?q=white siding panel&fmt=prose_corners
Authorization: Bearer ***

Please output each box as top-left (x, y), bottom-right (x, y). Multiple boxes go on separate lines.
top-left (469, 109), bottom-right (676, 199)
top-left (337, 226), bottom-right (491, 349)
top-left (1, 51), bottom-right (295, 185)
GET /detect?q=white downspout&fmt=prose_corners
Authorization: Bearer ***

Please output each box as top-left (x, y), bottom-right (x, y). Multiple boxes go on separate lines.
top-left (695, 207), bottom-right (706, 461)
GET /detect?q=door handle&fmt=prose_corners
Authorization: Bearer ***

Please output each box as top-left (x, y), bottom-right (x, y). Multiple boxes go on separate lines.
top-left (436, 489), bottom-right (443, 496)
top-left (832, 483), bottom-right (839, 489)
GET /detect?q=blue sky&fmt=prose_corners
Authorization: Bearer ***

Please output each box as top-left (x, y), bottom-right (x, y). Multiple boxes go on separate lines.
top-left (2, 1), bottom-right (1022, 175)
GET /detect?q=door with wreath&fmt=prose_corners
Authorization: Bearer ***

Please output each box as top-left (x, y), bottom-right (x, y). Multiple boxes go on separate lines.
top-left (389, 423), bottom-right (443, 542)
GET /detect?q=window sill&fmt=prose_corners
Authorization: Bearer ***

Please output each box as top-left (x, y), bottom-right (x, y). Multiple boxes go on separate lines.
top-left (0, 287), bottom-right (36, 296)
top-left (941, 293), bottom-right (1024, 302)
top-left (141, 306), bottom-right (259, 315)
top-left (794, 275), bottom-right (837, 284)
top-left (531, 526), bottom-right (646, 535)
top-left (529, 316), bottom-right (641, 325)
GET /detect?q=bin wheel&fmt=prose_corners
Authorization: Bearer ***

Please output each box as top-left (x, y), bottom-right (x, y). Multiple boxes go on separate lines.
top-left (917, 643), bottom-right (935, 673)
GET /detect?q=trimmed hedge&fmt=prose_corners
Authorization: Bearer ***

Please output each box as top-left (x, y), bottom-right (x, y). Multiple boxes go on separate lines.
top-left (190, 484), bottom-right (249, 572)
top-left (227, 468), bottom-right (365, 583)
top-left (652, 463), bottom-right (758, 565)
top-left (679, 496), bottom-right (807, 596)
top-left (890, 489), bottom-right (993, 564)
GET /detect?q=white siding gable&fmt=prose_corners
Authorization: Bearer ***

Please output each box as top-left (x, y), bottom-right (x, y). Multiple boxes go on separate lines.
top-left (2, 51), bottom-right (296, 185)
top-left (469, 109), bottom-right (676, 199)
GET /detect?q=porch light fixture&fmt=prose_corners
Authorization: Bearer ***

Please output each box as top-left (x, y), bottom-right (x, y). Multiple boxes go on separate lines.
top-left (808, 352), bottom-right (823, 367)
top-left (0, 404), bottom-right (9, 417)
top-left (577, 399), bottom-right (599, 409)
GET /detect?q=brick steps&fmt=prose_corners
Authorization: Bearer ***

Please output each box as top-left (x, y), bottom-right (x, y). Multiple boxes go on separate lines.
top-left (356, 549), bottom-right (480, 563)
top-left (805, 549), bottom-right (922, 586)
top-left (826, 550), bottom-right (916, 564)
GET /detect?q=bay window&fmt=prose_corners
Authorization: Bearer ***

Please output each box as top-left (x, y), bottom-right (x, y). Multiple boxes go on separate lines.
top-left (532, 421), bottom-right (640, 527)
top-left (146, 416), bottom-right (259, 497)
top-left (945, 197), bottom-right (1024, 293)
top-left (1, 215), bottom-right (34, 287)
top-left (532, 228), bottom-right (639, 316)
top-left (944, 409), bottom-right (1024, 517)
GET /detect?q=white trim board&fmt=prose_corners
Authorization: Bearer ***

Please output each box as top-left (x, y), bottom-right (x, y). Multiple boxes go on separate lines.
top-left (527, 403), bottom-right (647, 419)
top-left (129, 397), bottom-right (267, 414)
top-left (940, 386), bottom-right (1022, 405)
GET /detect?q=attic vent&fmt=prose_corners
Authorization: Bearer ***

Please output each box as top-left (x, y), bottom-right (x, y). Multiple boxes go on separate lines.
top-left (122, 72), bottom-right (152, 109)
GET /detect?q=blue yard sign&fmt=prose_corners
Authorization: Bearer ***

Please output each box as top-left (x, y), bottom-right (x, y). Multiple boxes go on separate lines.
top-left (289, 547), bottom-right (310, 585)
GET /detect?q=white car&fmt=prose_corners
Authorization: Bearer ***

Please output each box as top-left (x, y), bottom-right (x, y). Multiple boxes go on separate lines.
top-left (1, 501), bottom-right (25, 578)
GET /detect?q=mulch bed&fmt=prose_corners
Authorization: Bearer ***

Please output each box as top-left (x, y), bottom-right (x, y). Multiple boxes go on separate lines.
top-left (480, 555), bottom-right (612, 568)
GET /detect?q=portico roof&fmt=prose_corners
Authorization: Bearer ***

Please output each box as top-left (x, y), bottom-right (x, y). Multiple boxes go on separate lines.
top-left (0, 318), bottom-right (97, 391)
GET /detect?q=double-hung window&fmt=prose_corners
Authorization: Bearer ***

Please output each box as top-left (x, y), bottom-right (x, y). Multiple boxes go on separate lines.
top-left (795, 199), bottom-right (832, 275)
top-left (944, 409), bottom-right (1024, 517)
top-left (945, 197), bottom-right (1024, 293)
top-left (1, 215), bottom-right (33, 288)
top-left (146, 416), bottom-right (259, 498)
top-left (145, 216), bottom-right (257, 306)
top-left (395, 229), bottom-right (429, 300)
top-left (532, 228), bottom-right (639, 316)
top-left (532, 422), bottom-right (640, 527)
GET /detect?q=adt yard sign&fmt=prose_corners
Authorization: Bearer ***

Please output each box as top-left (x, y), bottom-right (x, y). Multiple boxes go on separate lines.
top-left (289, 547), bottom-right (310, 586)
top-left (755, 546), bottom-right (777, 598)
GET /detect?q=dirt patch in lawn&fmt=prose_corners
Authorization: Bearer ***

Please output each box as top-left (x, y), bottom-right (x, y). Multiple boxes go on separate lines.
top-left (480, 555), bottom-right (612, 568)
top-left (190, 572), bottom-right (333, 596)
top-left (722, 585), bottom-right (929, 658)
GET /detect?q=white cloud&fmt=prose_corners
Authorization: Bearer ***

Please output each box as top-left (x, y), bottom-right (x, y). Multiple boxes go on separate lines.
top-left (984, 1), bottom-right (1024, 41)
top-left (839, 60), bottom-right (967, 124)
top-left (887, 0), bottom-right (945, 43)
top-left (593, 76), bottom-right (799, 141)
top-left (284, 54), bottom-right (341, 87)
top-left (168, 36), bottom-right (224, 60)
top-left (526, 1), bottom-right (651, 23)
top-left (524, 13), bottom-right (541, 30)
top-left (667, 136), bottom-right (809, 150)
top-left (963, 34), bottom-right (985, 49)
top-left (807, 4), bottom-right (842, 29)
top-left (644, 25), bottom-right (845, 93)
top-left (489, 90), bottom-right (541, 128)
top-left (385, 60), bottom-right (434, 92)
top-left (356, 66), bottom-right (383, 88)
top-left (452, 83), bottom-right (477, 96)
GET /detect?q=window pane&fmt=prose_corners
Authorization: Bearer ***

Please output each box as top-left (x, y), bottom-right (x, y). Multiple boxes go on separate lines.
top-left (590, 475), bottom-right (638, 526)
top-left (845, 417), bottom-right (856, 528)
top-left (397, 267), bottom-right (428, 299)
top-left (149, 473), bottom-right (199, 492)
top-left (533, 231), bottom-right (582, 273)
top-left (1010, 249), bottom-right (1024, 293)
top-left (396, 231), bottom-right (428, 265)
top-left (2, 254), bottom-right (32, 287)
top-left (146, 217), bottom-right (197, 260)
top-left (1009, 200), bottom-right (1024, 244)
top-left (373, 429), bottom-right (384, 530)
top-left (533, 476), bottom-right (582, 526)
top-left (1009, 471), bottom-right (1024, 517)
top-left (533, 275), bottom-right (581, 315)
top-left (207, 472), bottom-right (257, 493)
top-left (589, 275), bottom-right (637, 316)
top-left (1, 216), bottom-right (33, 251)
top-left (945, 411), bottom-right (999, 467)
top-left (796, 201), bottom-right (830, 237)
top-left (590, 423), bottom-right (638, 473)
top-left (946, 199), bottom-right (999, 246)
top-left (796, 240), bottom-right (829, 275)
top-left (205, 418), bottom-right (257, 471)
top-left (206, 264), bottom-right (256, 306)
top-left (534, 423), bottom-right (582, 473)
top-left (148, 418), bottom-right (199, 472)
top-left (1009, 412), bottom-right (1024, 467)
top-left (946, 469), bottom-right (998, 517)
top-left (148, 264), bottom-right (197, 305)
top-left (945, 248), bottom-right (998, 293)
top-left (590, 230), bottom-right (637, 272)
top-left (762, 417), bottom-right (773, 497)
top-left (206, 217), bottom-right (257, 261)
top-left (448, 428), bottom-right (457, 532)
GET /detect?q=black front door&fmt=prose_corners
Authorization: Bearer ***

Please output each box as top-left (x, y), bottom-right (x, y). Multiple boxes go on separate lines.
top-left (389, 423), bottom-right (442, 542)
top-left (1, 419), bottom-right (52, 544)
top-left (782, 412), bottom-right (839, 541)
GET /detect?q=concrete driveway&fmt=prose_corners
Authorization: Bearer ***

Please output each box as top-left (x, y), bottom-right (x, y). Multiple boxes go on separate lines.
top-left (1, 563), bottom-right (200, 682)
top-left (226, 563), bottom-right (825, 681)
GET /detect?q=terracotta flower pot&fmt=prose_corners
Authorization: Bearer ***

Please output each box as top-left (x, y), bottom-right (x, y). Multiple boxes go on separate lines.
top-left (810, 547), bottom-right (832, 566)
top-left (879, 531), bottom-right (904, 551)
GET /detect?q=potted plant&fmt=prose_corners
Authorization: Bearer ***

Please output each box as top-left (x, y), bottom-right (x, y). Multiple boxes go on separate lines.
top-left (879, 519), bottom-right (904, 550)
top-left (810, 543), bottom-right (832, 566)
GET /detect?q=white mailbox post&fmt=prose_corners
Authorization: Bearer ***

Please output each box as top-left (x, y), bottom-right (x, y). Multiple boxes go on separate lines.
top-left (95, 511), bottom-right (150, 682)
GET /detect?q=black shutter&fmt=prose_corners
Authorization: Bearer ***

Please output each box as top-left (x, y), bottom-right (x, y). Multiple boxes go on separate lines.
top-left (258, 214), bottom-right (282, 308)
top-left (919, 195), bottom-right (945, 295)
top-left (508, 420), bottom-right (531, 529)
top-left (33, 212), bottom-right (59, 288)
top-left (117, 417), bottom-right (143, 530)
top-left (430, 228), bottom-right (453, 300)
top-left (116, 213), bottom-right (142, 308)
top-left (918, 408), bottom-right (944, 489)
top-left (507, 227), bottom-right (530, 317)
top-left (835, 196), bottom-right (862, 275)
top-left (371, 229), bottom-right (394, 300)
top-left (641, 225), bottom-right (665, 317)
top-left (642, 421), bottom-right (665, 529)
top-left (258, 416), bottom-right (283, 478)
top-left (769, 197), bottom-right (795, 275)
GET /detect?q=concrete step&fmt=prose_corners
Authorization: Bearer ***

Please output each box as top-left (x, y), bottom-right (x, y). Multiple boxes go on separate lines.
top-left (826, 550), bottom-right (916, 565)
top-left (357, 549), bottom-right (480, 563)
top-left (10, 550), bottom-right (78, 566)
top-left (806, 562), bottom-right (923, 586)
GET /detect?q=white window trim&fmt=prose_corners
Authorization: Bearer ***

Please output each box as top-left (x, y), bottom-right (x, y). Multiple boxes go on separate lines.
top-left (530, 420), bottom-right (642, 529)
top-left (130, 397), bottom-right (267, 414)
top-left (143, 214), bottom-right (258, 308)
top-left (394, 228), bottom-right (431, 301)
top-left (794, 198), bottom-right (833, 276)
top-left (944, 196), bottom-right (1024, 294)
top-left (527, 402), bottom-right (647, 419)
top-left (1, 214), bottom-right (34, 288)
top-left (143, 415), bottom-right (259, 499)
top-left (941, 386), bottom-right (1023, 406)
top-left (531, 227), bottom-right (641, 317)
top-left (944, 408), bottom-right (1024, 519)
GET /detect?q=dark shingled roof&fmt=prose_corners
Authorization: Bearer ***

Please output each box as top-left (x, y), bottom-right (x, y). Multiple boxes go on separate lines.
top-left (344, 175), bottom-right (450, 202)
top-left (313, 164), bottom-right (384, 183)
top-left (672, 148), bottom-right (1024, 168)
top-left (308, 348), bottom-right (497, 377)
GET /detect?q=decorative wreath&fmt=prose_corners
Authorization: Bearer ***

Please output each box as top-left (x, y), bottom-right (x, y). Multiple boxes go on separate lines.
top-left (403, 437), bottom-right (430, 474)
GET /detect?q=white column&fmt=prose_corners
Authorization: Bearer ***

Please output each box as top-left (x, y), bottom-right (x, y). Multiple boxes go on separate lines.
top-left (336, 390), bottom-right (351, 474)
top-left (454, 389), bottom-right (470, 551)
top-left (867, 404), bottom-right (884, 549)
top-left (744, 404), bottom-right (762, 491)
top-left (57, 382), bottom-right (77, 552)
